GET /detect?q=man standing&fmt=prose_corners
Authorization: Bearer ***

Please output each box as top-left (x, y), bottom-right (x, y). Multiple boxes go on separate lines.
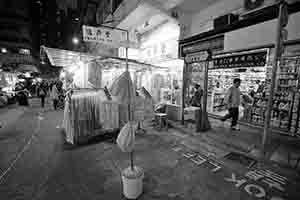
top-left (221, 78), bottom-right (241, 130)
top-left (190, 84), bottom-right (203, 107)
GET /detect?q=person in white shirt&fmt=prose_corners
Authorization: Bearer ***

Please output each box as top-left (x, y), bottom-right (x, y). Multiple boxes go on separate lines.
top-left (51, 82), bottom-right (59, 110)
top-left (221, 78), bottom-right (242, 130)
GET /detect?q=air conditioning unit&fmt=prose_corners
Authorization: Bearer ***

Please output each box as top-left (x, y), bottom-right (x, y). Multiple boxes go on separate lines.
top-left (213, 13), bottom-right (239, 30)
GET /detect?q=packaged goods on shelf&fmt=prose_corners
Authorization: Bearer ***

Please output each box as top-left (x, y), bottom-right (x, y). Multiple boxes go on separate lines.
top-left (243, 57), bottom-right (300, 136)
top-left (208, 67), bottom-right (266, 115)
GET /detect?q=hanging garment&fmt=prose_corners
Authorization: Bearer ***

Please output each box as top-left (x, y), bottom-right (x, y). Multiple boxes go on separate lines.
top-left (63, 89), bottom-right (119, 144)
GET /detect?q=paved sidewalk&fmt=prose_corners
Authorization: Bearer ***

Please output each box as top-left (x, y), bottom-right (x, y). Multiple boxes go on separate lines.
top-left (169, 118), bottom-right (300, 171)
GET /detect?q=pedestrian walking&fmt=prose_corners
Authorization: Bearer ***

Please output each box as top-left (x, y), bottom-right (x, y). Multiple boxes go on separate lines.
top-left (38, 82), bottom-right (47, 108)
top-left (51, 82), bottom-right (59, 110)
top-left (221, 78), bottom-right (242, 131)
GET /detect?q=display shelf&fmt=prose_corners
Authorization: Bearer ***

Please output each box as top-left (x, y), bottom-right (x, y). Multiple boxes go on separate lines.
top-left (244, 56), bottom-right (300, 135)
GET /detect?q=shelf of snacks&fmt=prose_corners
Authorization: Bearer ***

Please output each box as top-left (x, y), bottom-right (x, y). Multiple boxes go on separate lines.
top-left (208, 67), bottom-right (266, 116)
top-left (207, 92), bottom-right (227, 113)
top-left (242, 57), bottom-right (300, 136)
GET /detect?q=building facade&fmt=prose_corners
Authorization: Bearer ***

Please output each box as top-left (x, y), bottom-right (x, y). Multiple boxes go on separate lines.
top-left (0, 0), bottom-right (40, 71)
top-left (178, 0), bottom-right (300, 135)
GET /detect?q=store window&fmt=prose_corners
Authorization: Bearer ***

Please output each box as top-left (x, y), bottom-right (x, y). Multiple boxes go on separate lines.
top-left (247, 43), bottom-right (300, 136)
top-left (206, 43), bottom-right (300, 136)
top-left (207, 50), bottom-right (268, 118)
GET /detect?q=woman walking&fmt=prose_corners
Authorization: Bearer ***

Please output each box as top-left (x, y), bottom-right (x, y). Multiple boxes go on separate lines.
top-left (37, 82), bottom-right (47, 108)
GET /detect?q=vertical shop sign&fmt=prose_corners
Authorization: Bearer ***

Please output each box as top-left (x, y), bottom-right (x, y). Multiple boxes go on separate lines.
top-left (185, 51), bottom-right (209, 87)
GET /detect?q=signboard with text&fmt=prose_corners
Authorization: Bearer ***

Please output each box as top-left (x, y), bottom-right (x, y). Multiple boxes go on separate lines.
top-left (185, 51), bottom-right (210, 63)
top-left (139, 38), bottom-right (178, 63)
top-left (211, 51), bottom-right (267, 69)
top-left (83, 25), bottom-right (135, 48)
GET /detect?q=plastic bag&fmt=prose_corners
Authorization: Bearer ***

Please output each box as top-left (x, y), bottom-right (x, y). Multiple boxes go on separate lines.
top-left (239, 106), bottom-right (244, 120)
top-left (117, 122), bottom-right (137, 152)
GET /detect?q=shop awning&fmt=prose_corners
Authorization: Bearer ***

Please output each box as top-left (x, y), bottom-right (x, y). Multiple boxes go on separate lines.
top-left (41, 46), bottom-right (100, 67)
top-left (41, 46), bottom-right (168, 72)
top-left (95, 56), bottom-right (168, 72)
top-left (0, 53), bottom-right (36, 66)
top-left (17, 64), bottom-right (39, 73)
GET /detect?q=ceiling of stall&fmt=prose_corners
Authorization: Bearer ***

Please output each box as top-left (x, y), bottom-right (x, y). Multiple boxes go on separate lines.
top-left (42, 46), bottom-right (100, 67)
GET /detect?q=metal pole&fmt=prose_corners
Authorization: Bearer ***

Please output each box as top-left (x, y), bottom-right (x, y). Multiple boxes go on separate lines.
top-left (126, 31), bottom-right (129, 72)
top-left (262, 2), bottom-right (284, 153)
top-left (181, 62), bottom-right (186, 124)
top-left (126, 30), bottom-right (130, 121)
top-left (125, 30), bottom-right (134, 171)
top-left (202, 60), bottom-right (209, 114)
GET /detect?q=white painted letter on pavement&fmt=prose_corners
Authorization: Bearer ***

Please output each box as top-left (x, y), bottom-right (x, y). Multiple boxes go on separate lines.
top-left (244, 184), bottom-right (266, 198)
top-left (225, 173), bottom-right (247, 188)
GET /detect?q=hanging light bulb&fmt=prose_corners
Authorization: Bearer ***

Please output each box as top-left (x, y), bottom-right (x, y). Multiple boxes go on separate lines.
top-left (72, 37), bottom-right (79, 45)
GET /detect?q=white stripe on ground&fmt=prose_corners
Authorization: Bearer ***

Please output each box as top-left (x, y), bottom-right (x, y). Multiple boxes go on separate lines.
top-left (0, 113), bottom-right (43, 184)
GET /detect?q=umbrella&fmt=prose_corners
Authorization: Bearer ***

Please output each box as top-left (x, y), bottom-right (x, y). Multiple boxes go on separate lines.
top-left (17, 74), bottom-right (27, 79)
top-left (110, 71), bottom-right (135, 105)
top-left (110, 71), bottom-right (136, 124)
top-left (112, 71), bottom-right (137, 171)
top-left (117, 122), bottom-right (137, 153)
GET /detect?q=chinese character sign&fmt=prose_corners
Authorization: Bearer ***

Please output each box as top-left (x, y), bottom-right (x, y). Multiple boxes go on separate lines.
top-left (83, 25), bottom-right (131, 48)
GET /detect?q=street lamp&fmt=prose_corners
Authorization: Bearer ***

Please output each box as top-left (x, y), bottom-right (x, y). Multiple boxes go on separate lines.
top-left (1, 48), bottom-right (7, 53)
top-left (72, 37), bottom-right (79, 45)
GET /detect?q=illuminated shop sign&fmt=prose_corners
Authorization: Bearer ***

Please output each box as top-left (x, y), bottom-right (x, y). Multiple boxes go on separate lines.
top-left (180, 36), bottom-right (224, 56)
top-left (140, 39), bottom-right (178, 63)
top-left (185, 51), bottom-right (210, 63)
top-left (211, 51), bottom-right (267, 69)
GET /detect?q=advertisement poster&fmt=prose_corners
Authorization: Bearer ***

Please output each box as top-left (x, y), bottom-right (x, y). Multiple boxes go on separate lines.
top-left (187, 62), bottom-right (206, 89)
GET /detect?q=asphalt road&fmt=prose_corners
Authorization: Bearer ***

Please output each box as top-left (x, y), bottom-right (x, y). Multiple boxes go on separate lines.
top-left (0, 106), bottom-right (299, 200)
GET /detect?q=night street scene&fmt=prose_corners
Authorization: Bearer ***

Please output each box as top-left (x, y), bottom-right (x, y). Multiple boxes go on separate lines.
top-left (1, 0), bottom-right (300, 199)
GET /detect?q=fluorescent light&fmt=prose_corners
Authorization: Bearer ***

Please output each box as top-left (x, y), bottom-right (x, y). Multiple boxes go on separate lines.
top-left (19, 49), bottom-right (30, 55)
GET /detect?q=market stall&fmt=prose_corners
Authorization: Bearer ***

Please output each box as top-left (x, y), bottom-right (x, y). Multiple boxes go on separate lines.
top-left (42, 47), bottom-right (158, 144)
top-left (63, 88), bottom-right (119, 144)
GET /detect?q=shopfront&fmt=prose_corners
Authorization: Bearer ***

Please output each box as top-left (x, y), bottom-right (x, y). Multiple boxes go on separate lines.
top-left (179, 5), bottom-right (300, 136)
top-left (207, 49), bottom-right (268, 117)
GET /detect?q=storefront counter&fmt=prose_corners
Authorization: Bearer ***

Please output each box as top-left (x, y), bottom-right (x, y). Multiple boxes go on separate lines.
top-left (166, 104), bottom-right (200, 122)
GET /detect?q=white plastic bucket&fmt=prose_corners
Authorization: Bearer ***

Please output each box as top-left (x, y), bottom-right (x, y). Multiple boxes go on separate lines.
top-left (122, 166), bottom-right (144, 199)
